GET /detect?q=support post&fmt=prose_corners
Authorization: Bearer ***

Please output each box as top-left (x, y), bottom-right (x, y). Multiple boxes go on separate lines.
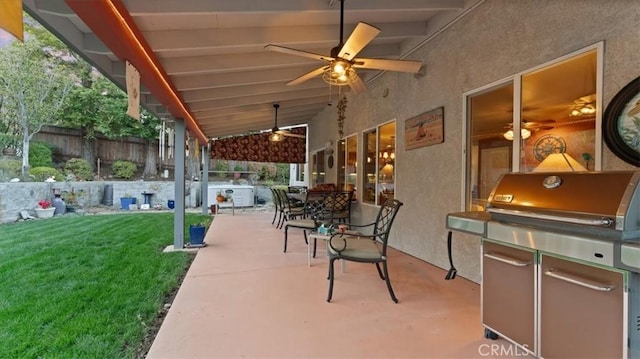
top-left (201, 142), bottom-right (209, 215)
top-left (173, 118), bottom-right (186, 249)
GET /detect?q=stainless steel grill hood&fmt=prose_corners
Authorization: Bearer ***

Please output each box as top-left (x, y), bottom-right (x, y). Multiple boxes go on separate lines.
top-left (486, 171), bottom-right (640, 240)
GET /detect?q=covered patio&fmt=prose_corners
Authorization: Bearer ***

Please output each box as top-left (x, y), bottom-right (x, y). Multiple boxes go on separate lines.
top-left (147, 211), bottom-right (510, 358)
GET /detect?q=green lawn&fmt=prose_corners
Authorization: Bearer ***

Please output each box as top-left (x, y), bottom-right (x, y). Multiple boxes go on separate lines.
top-left (0, 212), bottom-right (211, 358)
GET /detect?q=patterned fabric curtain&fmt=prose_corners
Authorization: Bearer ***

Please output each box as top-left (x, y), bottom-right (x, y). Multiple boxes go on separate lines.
top-left (210, 127), bottom-right (306, 164)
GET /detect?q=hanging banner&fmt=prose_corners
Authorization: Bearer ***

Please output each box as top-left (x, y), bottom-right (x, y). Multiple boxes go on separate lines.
top-left (0, 0), bottom-right (23, 41)
top-left (210, 127), bottom-right (306, 163)
top-left (126, 61), bottom-right (140, 120)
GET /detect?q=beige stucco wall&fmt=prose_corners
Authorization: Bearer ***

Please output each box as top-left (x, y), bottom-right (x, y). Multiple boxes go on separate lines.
top-left (308, 0), bottom-right (640, 283)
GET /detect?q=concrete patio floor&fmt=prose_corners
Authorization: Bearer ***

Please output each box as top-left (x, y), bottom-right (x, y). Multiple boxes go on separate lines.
top-left (147, 211), bottom-right (516, 358)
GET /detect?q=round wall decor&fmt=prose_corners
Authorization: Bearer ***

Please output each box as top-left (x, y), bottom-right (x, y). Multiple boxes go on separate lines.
top-left (603, 76), bottom-right (640, 167)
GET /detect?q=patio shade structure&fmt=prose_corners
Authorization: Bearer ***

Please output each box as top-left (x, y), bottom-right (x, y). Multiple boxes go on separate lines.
top-left (22, 0), bottom-right (474, 248)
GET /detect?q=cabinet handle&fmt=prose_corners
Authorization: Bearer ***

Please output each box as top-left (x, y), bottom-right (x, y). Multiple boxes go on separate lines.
top-left (544, 269), bottom-right (615, 292)
top-left (484, 252), bottom-right (531, 267)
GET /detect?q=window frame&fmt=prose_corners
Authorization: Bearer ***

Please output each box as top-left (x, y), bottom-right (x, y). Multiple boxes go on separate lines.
top-left (337, 132), bottom-right (358, 200)
top-left (361, 119), bottom-right (396, 207)
top-left (462, 43), bottom-right (603, 211)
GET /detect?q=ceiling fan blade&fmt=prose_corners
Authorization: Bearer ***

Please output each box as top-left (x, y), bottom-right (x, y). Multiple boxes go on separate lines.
top-left (265, 44), bottom-right (333, 62)
top-left (348, 73), bottom-right (366, 94)
top-left (338, 22), bottom-right (380, 61)
top-left (286, 66), bottom-right (327, 86)
top-left (353, 58), bottom-right (422, 73)
top-left (282, 132), bottom-right (306, 139)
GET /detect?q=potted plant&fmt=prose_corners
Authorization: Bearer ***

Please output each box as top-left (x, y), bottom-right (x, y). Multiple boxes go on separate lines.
top-left (120, 193), bottom-right (137, 210)
top-left (216, 191), bottom-right (227, 203)
top-left (188, 217), bottom-right (212, 247)
top-left (233, 165), bottom-right (243, 179)
top-left (35, 199), bottom-right (55, 218)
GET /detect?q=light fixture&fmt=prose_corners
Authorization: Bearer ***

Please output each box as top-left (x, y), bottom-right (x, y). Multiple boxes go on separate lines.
top-left (269, 104), bottom-right (285, 142)
top-left (569, 103), bottom-right (596, 117)
top-left (503, 128), bottom-right (531, 141)
top-left (322, 60), bottom-right (358, 86)
top-left (533, 152), bottom-right (587, 172)
top-left (269, 131), bottom-right (284, 142)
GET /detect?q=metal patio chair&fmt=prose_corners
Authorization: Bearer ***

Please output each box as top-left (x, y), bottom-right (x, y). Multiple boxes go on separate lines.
top-left (283, 190), bottom-right (334, 253)
top-left (326, 199), bottom-right (404, 303)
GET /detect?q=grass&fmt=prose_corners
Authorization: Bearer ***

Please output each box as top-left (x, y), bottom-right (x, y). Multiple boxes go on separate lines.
top-left (0, 212), bottom-right (211, 358)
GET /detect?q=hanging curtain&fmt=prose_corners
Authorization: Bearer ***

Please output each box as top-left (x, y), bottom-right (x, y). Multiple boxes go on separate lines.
top-left (210, 127), bottom-right (306, 164)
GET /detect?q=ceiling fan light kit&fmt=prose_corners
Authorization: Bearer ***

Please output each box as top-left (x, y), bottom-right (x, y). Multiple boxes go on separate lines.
top-left (503, 128), bottom-right (531, 141)
top-left (268, 131), bottom-right (284, 142)
top-left (264, 0), bottom-right (422, 93)
top-left (268, 103), bottom-right (305, 142)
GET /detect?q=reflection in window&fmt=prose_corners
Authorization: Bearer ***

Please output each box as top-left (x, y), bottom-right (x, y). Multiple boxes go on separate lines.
top-left (468, 83), bottom-right (514, 211)
top-left (362, 129), bottom-right (377, 205)
top-left (337, 135), bottom-right (358, 199)
top-left (362, 121), bottom-right (396, 205)
top-left (520, 50), bottom-right (597, 172)
top-left (311, 150), bottom-right (325, 186)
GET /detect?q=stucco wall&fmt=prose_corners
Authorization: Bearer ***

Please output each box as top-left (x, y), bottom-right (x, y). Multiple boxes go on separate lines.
top-left (309, 0), bottom-right (640, 283)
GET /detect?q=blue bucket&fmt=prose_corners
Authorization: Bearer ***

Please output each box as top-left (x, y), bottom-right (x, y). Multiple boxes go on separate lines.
top-left (167, 200), bottom-right (175, 209)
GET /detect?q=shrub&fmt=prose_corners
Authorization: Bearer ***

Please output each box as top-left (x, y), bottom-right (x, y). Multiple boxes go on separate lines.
top-left (64, 158), bottom-right (93, 181)
top-left (29, 166), bottom-right (62, 182)
top-left (0, 158), bottom-right (21, 181)
top-left (112, 160), bottom-right (137, 179)
top-left (214, 160), bottom-right (228, 172)
top-left (29, 141), bottom-right (54, 168)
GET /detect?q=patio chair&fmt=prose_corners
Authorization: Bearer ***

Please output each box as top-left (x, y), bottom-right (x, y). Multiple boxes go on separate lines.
top-left (276, 188), bottom-right (305, 229)
top-left (269, 187), bottom-right (283, 226)
top-left (326, 199), bottom-right (404, 303)
top-left (283, 190), bottom-right (334, 253)
top-left (327, 190), bottom-right (354, 223)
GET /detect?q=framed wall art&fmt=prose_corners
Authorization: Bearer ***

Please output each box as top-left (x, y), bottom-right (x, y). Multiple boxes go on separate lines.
top-left (405, 107), bottom-right (444, 150)
top-left (603, 76), bottom-right (640, 166)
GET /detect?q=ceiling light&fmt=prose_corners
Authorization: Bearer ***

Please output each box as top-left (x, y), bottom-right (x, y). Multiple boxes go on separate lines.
top-left (503, 128), bottom-right (531, 141)
top-left (269, 130), bottom-right (284, 142)
top-left (570, 103), bottom-right (596, 117)
top-left (323, 61), bottom-right (357, 86)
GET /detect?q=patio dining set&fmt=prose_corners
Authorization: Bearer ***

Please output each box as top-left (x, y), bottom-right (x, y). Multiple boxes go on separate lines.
top-left (269, 186), bottom-right (403, 303)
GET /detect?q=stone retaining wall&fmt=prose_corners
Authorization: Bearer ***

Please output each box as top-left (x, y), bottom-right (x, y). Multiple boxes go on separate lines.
top-left (0, 181), bottom-right (275, 224)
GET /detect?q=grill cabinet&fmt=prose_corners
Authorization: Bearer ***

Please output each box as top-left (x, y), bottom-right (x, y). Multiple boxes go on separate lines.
top-left (447, 171), bottom-right (640, 358)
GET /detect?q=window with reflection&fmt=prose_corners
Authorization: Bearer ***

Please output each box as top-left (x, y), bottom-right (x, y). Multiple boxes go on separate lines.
top-left (337, 134), bottom-right (358, 198)
top-left (520, 50), bottom-right (597, 172)
top-left (362, 121), bottom-right (396, 205)
top-left (362, 129), bottom-right (377, 204)
top-left (311, 150), bottom-right (325, 186)
top-left (466, 46), bottom-right (599, 211)
top-left (468, 83), bottom-right (514, 210)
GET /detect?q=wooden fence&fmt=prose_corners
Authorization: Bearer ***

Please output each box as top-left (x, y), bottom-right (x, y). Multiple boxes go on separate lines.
top-left (34, 125), bottom-right (174, 168)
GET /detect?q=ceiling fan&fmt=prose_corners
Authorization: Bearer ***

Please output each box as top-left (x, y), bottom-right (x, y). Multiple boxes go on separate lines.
top-left (264, 0), bottom-right (422, 93)
top-left (268, 104), bottom-right (306, 142)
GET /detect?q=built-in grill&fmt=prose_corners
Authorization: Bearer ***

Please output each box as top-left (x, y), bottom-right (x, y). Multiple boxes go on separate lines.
top-left (447, 171), bottom-right (640, 358)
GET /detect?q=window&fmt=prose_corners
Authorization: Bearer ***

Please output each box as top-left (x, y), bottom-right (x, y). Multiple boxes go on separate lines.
top-left (311, 149), bottom-right (325, 187)
top-left (337, 134), bottom-right (358, 198)
top-left (362, 121), bottom-right (396, 205)
top-left (465, 45), bottom-right (601, 211)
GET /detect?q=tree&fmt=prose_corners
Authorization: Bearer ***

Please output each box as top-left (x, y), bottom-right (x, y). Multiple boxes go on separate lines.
top-left (59, 76), bottom-right (130, 171)
top-left (0, 34), bottom-right (74, 177)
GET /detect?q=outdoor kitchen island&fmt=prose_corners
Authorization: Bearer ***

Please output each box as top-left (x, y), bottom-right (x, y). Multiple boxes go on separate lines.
top-left (447, 171), bottom-right (640, 358)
